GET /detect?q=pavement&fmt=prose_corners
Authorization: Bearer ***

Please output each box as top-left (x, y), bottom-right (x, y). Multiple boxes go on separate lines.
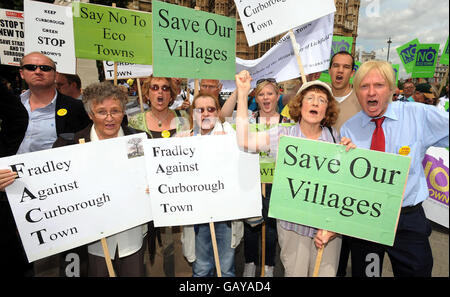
top-left (34, 220), bottom-right (448, 277)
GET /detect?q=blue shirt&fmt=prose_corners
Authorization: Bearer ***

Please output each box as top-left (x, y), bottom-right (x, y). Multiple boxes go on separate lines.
top-left (17, 89), bottom-right (58, 154)
top-left (341, 101), bottom-right (449, 207)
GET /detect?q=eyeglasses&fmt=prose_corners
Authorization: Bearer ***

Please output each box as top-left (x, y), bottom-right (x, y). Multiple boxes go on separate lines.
top-left (256, 78), bottom-right (276, 85)
top-left (393, 94), bottom-right (399, 97)
top-left (93, 110), bottom-right (124, 119)
top-left (150, 85), bottom-right (171, 92)
top-left (194, 107), bottom-right (217, 113)
top-left (21, 64), bottom-right (55, 72)
top-left (304, 97), bottom-right (328, 105)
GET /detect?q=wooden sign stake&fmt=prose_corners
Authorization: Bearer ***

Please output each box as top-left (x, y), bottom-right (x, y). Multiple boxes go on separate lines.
top-left (136, 78), bottom-right (144, 113)
top-left (312, 230), bottom-right (327, 277)
top-left (209, 222), bottom-right (222, 277)
top-left (288, 29), bottom-right (308, 85)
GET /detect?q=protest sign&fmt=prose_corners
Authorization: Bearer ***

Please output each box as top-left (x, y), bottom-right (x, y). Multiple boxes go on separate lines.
top-left (144, 134), bottom-right (261, 227)
top-left (0, 9), bottom-right (24, 66)
top-left (269, 136), bottom-right (411, 246)
top-left (422, 147), bottom-right (449, 228)
top-left (72, 2), bottom-right (152, 65)
top-left (412, 43), bottom-right (440, 78)
top-left (24, 0), bottom-right (76, 74)
top-left (219, 14), bottom-right (334, 91)
top-left (396, 38), bottom-right (419, 74)
top-left (440, 36), bottom-right (449, 66)
top-left (103, 60), bottom-right (152, 80)
top-left (152, 1), bottom-right (236, 80)
top-left (234, 0), bottom-right (335, 47)
top-left (319, 35), bottom-right (354, 83)
top-left (0, 134), bottom-right (151, 262)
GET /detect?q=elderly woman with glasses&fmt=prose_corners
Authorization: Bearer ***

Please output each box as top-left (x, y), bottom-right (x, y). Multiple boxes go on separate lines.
top-left (53, 81), bottom-right (148, 277)
top-left (179, 91), bottom-right (243, 277)
top-left (235, 70), bottom-right (356, 277)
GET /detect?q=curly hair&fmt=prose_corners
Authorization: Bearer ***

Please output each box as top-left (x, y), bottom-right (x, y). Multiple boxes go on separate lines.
top-left (288, 85), bottom-right (339, 127)
top-left (82, 81), bottom-right (128, 115)
top-left (141, 76), bottom-right (177, 106)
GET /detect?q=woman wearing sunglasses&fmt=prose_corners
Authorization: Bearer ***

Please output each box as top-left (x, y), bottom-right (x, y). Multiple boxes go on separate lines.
top-left (181, 92), bottom-right (243, 277)
top-left (235, 70), bottom-right (356, 277)
top-left (128, 76), bottom-right (190, 138)
top-left (128, 76), bottom-right (190, 276)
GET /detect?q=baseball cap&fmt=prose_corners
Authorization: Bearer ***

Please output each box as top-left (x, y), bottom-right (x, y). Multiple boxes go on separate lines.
top-left (415, 83), bottom-right (435, 99)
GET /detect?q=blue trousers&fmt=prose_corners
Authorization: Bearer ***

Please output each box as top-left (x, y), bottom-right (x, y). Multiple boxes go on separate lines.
top-left (193, 221), bottom-right (235, 277)
top-left (348, 204), bottom-right (433, 277)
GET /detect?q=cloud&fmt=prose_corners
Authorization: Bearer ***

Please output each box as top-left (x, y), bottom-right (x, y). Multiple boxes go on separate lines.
top-left (356, 0), bottom-right (449, 78)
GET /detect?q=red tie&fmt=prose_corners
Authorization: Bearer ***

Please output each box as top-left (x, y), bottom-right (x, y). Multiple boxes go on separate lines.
top-left (370, 117), bottom-right (385, 152)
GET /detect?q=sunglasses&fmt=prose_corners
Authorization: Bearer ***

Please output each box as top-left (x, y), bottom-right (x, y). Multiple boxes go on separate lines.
top-left (256, 78), bottom-right (276, 85)
top-left (150, 85), bottom-right (171, 92)
top-left (194, 107), bottom-right (217, 113)
top-left (21, 64), bottom-right (55, 72)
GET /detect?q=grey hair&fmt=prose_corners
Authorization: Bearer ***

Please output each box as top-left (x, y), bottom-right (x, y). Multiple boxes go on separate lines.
top-left (82, 81), bottom-right (128, 115)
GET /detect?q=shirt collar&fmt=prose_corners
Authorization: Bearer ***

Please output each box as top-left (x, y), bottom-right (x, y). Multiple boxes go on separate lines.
top-left (20, 89), bottom-right (58, 107)
top-left (90, 125), bottom-right (125, 141)
top-left (360, 102), bottom-right (399, 127)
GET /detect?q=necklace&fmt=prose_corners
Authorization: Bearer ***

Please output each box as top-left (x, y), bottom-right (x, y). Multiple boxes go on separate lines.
top-left (150, 109), bottom-right (171, 128)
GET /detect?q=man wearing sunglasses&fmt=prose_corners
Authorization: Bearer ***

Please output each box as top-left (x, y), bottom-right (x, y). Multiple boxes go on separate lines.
top-left (14, 52), bottom-right (91, 276)
top-left (17, 52), bottom-right (91, 155)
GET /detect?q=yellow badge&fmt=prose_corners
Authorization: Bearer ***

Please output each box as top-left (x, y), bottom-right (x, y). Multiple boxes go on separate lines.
top-left (57, 108), bottom-right (67, 116)
top-left (162, 130), bottom-right (171, 138)
top-left (399, 146), bottom-right (411, 156)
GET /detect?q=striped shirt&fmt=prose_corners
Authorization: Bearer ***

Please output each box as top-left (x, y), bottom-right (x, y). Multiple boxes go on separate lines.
top-left (268, 123), bottom-right (339, 238)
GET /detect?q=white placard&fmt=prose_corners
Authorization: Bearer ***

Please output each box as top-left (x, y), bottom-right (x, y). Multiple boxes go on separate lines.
top-left (0, 9), bottom-right (24, 66)
top-left (103, 61), bottom-right (153, 80)
top-left (144, 134), bottom-right (262, 227)
top-left (235, 0), bottom-right (336, 47)
top-left (0, 133), bottom-right (151, 262)
top-left (24, 0), bottom-right (76, 74)
top-left (207, 14), bottom-right (334, 92)
top-left (422, 147), bottom-right (449, 228)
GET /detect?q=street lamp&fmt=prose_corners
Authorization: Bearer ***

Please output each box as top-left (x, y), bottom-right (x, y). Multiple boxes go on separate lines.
top-left (387, 37), bottom-right (392, 62)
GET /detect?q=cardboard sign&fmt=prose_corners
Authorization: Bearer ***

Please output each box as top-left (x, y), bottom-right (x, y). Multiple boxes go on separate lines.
top-left (269, 136), bottom-right (411, 246)
top-left (0, 134), bottom-right (151, 262)
top-left (219, 14), bottom-right (334, 91)
top-left (72, 2), bottom-right (152, 65)
top-left (234, 0), bottom-right (335, 47)
top-left (144, 134), bottom-right (261, 227)
top-left (0, 8), bottom-right (24, 66)
top-left (103, 60), bottom-right (153, 80)
top-left (152, 1), bottom-right (236, 80)
top-left (396, 38), bottom-right (419, 74)
top-left (24, 0), bottom-right (76, 74)
top-left (422, 147), bottom-right (449, 228)
top-left (412, 43), bottom-right (440, 78)
top-left (440, 36), bottom-right (449, 66)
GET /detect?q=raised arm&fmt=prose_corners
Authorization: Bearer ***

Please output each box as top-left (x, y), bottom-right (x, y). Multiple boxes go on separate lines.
top-left (235, 70), bottom-right (270, 152)
top-left (218, 89), bottom-right (237, 122)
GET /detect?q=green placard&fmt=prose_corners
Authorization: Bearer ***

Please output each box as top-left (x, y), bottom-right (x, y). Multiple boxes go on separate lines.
top-left (412, 43), bottom-right (440, 78)
top-left (396, 38), bottom-right (419, 74)
top-left (72, 2), bottom-right (152, 64)
top-left (152, 0), bottom-right (236, 80)
top-left (440, 36), bottom-right (449, 66)
top-left (269, 136), bottom-right (411, 246)
top-left (319, 35), bottom-right (354, 84)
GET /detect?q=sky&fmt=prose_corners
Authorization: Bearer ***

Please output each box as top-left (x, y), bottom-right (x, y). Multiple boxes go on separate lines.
top-left (356, 0), bottom-right (449, 79)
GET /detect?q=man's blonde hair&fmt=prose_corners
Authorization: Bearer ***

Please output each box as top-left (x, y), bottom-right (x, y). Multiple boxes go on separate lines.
top-left (353, 60), bottom-right (396, 93)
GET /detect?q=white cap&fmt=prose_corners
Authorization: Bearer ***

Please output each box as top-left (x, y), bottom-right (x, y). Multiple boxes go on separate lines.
top-left (296, 80), bottom-right (334, 99)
